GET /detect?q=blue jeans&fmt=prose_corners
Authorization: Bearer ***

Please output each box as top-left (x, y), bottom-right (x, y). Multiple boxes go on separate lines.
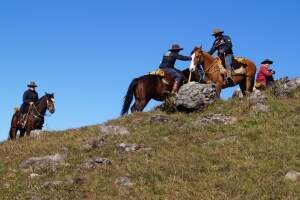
top-left (162, 67), bottom-right (183, 82)
top-left (224, 54), bottom-right (233, 71)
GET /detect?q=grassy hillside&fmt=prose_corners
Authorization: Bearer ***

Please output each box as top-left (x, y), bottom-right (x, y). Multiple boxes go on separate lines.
top-left (0, 89), bottom-right (300, 200)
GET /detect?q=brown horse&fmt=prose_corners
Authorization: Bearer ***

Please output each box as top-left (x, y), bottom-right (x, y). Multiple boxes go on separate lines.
top-left (9, 93), bottom-right (55, 140)
top-left (121, 68), bottom-right (200, 115)
top-left (192, 47), bottom-right (256, 96)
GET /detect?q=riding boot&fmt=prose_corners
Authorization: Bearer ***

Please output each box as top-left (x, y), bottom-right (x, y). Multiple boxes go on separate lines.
top-left (171, 81), bottom-right (180, 94)
top-left (226, 70), bottom-right (233, 83)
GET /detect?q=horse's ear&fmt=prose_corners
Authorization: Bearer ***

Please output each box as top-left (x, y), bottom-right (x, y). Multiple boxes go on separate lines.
top-left (51, 93), bottom-right (54, 98)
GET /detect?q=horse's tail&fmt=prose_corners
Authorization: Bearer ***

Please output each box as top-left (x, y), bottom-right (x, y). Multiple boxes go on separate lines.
top-left (121, 78), bottom-right (137, 116)
top-left (8, 111), bottom-right (18, 140)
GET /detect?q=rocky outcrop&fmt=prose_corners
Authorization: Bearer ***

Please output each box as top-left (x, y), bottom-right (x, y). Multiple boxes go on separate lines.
top-left (77, 157), bottom-right (111, 170)
top-left (175, 82), bottom-right (218, 111)
top-left (98, 125), bottom-right (130, 136)
top-left (20, 153), bottom-right (66, 173)
top-left (272, 77), bottom-right (300, 97)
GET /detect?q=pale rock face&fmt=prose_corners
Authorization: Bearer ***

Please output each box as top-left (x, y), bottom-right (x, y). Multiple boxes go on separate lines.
top-left (175, 82), bottom-right (218, 111)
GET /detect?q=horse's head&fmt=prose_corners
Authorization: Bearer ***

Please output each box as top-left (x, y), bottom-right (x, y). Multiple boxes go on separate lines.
top-left (189, 46), bottom-right (204, 73)
top-left (191, 46), bottom-right (204, 67)
top-left (45, 93), bottom-right (55, 114)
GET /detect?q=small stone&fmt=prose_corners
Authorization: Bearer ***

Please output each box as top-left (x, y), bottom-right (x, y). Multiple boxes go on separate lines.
top-left (82, 137), bottom-right (106, 150)
top-left (195, 114), bottom-right (238, 126)
top-left (98, 125), bottom-right (130, 136)
top-left (42, 181), bottom-right (64, 188)
top-left (29, 173), bottom-right (41, 178)
top-left (252, 103), bottom-right (270, 113)
top-left (150, 114), bottom-right (169, 124)
top-left (115, 176), bottom-right (133, 187)
top-left (78, 157), bottom-right (112, 170)
top-left (117, 143), bottom-right (141, 152)
top-left (285, 171), bottom-right (300, 182)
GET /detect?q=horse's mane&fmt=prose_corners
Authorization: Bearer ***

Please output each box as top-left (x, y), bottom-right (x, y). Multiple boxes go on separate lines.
top-left (35, 94), bottom-right (49, 106)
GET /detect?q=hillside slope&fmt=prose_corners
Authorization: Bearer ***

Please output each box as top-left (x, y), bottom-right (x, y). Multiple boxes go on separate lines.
top-left (0, 88), bottom-right (300, 200)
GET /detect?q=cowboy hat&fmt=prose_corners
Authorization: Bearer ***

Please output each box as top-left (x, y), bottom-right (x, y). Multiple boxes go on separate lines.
top-left (27, 81), bottom-right (38, 88)
top-left (169, 44), bottom-right (183, 51)
top-left (212, 28), bottom-right (224, 36)
top-left (261, 59), bottom-right (273, 65)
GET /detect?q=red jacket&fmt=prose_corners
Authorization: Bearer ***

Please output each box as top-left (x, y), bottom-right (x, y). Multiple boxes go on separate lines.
top-left (256, 65), bottom-right (273, 84)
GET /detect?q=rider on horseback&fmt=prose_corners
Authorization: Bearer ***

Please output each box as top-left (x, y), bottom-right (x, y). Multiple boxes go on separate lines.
top-left (208, 28), bottom-right (234, 82)
top-left (20, 81), bottom-right (39, 125)
top-left (159, 44), bottom-right (192, 94)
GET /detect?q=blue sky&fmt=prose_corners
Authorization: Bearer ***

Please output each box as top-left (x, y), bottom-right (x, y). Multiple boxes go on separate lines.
top-left (0, 0), bottom-right (299, 141)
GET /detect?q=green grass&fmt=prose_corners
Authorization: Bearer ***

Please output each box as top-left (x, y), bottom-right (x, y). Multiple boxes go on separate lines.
top-left (0, 90), bottom-right (300, 199)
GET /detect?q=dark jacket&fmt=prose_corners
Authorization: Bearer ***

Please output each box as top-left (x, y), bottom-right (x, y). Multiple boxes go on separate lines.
top-left (23, 89), bottom-right (39, 104)
top-left (159, 51), bottom-right (191, 69)
top-left (208, 35), bottom-right (233, 56)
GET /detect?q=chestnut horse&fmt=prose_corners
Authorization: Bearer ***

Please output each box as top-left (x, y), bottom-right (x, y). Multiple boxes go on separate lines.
top-left (9, 93), bottom-right (55, 140)
top-left (192, 47), bottom-right (256, 96)
top-left (121, 68), bottom-right (200, 115)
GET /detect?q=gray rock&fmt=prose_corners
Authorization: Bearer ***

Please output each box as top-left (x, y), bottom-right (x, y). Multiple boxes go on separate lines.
top-left (251, 103), bottom-right (270, 113)
top-left (98, 125), bottom-right (130, 136)
top-left (195, 114), bottom-right (238, 126)
top-left (42, 181), bottom-right (64, 188)
top-left (285, 171), bottom-right (300, 182)
top-left (82, 137), bottom-right (106, 150)
top-left (272, 77), bottom-right (300, 97)
top-left (29, 173), bottom-right (41, 178)
top-left (30, 130), bottom-right (44, 137)
top-left (117, 143), bottom-right (141, 152)
top-left (78, 157), bottom-right (111, 170)
top-left (175, 82), bottom-right (218, 111)
top-left (150, 114), bottom-right (169, 124)
top-left (20, 153), bottom-right (66, 173)
top-left (115, 176), bottom-right (133, 187)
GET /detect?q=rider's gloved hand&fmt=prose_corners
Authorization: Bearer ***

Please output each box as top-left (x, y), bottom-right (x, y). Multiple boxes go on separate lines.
top-left (29, 102), bottom-right (34, 105)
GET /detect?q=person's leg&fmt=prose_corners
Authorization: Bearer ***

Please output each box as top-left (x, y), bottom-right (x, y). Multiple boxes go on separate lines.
top-left (225, 54), bottom-right (233, 79)
top-left (171, 68), bottom-right (183, 93)
top-left (20, 103), bottom-right (27, 114)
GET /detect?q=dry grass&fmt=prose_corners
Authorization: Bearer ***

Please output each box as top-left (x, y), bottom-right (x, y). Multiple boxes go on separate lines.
top-left (0, 90), bottom-right (300, 199)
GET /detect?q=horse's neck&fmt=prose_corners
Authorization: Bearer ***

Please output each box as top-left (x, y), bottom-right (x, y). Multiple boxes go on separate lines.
top-left (202, 53), bottom-right (215, 70)
top-left (35, 97), bottom-right (47, 116)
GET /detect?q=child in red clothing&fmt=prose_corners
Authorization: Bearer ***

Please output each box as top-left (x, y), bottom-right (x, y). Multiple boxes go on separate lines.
top-left (255, 59), bottom-right (275, 90)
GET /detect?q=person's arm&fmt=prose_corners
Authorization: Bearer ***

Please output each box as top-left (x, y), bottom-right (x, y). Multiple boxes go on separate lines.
top-left (23, 91), bottom-right (30, 103)
top-left (261, 67), bottom-right (273, 77)
top-left (208, 40), bottom-right (217, 55)
top-left (175, 54), bottom-right (192, 61)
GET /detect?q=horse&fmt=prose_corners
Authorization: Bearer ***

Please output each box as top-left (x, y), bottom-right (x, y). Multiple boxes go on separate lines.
top-left (191, 47), bottom-right (257, 96)
top-left (9, 93), bottom-right (55, 140)
top-left (121, 66), bottom-right (200, 115)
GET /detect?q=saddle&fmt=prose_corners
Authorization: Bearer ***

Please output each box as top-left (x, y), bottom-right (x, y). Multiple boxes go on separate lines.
top-left (149, 69), bottom-right (174, 85)
top-left (216, 57), bottom-right (247, 75)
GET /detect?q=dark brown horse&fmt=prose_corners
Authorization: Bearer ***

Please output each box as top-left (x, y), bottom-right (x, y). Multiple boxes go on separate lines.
top-left (121, 67), bottom-right (200, 115)
top-left (192, 47), bottom-right (257, 96)
top-left (9, 93), bottom-right (55, 140)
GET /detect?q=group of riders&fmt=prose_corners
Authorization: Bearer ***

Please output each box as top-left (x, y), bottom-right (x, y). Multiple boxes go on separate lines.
top-left (158, 28), bottom-right (275, 94)
top-left (17, 28), bottom-right (275, 128)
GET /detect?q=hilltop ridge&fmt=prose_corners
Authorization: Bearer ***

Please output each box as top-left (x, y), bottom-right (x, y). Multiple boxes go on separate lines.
top-left (0, 79), bottom-right (300, 199)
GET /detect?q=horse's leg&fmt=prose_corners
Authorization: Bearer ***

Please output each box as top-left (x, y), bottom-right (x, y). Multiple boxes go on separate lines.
top-left (130, 102), bottom-right (137, 113)
top-left (26, 128), bottom-right (31, 137)
top-left (245, 76), bottom-right (254, 96)
top-left (9, 127), bottom-right (18, 140)
top-left (239, 79), bottom-right (247, 96)
top-left (19, 129), bottom-right (26, 138)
